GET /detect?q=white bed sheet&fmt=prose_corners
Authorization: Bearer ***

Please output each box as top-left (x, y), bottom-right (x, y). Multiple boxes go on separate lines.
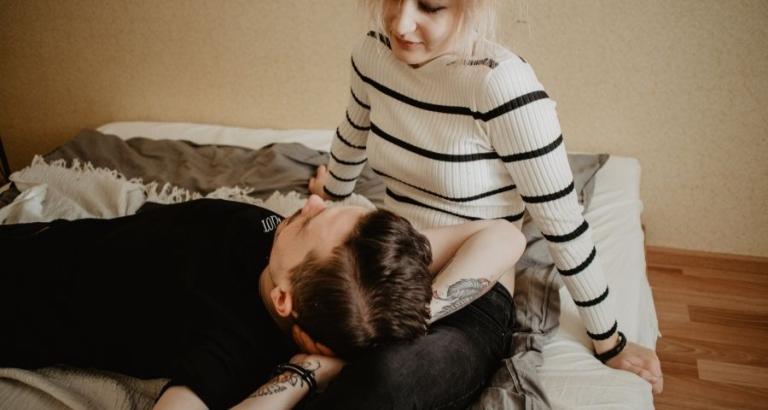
top-left (98, 121), bottom-right (659, 409)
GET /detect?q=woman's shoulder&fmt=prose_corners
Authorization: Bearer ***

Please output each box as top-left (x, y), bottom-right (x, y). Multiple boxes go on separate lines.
top-left (351, 31), bottom-right (392, 62)
top-left (466, 40), bottom-right (533, 74)
top-left (466, 41), bottom-right (548, 108)
top-left (470, 41), bottom-right (541, 92)
top-left (449, 41), bottom-right (538, 92)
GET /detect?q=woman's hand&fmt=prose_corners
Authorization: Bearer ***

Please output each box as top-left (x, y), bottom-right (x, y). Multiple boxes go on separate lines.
top-left (308, 165), bottom-right (331, 200)
top-left (289, 353), bottom-right (345, 391)
top-left (605, 342), bottom-right (663, 394)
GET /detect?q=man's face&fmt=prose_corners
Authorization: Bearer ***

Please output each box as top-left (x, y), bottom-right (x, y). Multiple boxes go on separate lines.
top-left (269, 195), bottom-right (370, 287)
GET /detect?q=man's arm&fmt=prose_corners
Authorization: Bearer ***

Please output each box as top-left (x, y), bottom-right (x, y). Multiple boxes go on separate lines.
top-left (422, 220), bottom-right (526, 323)
top-left (153, 386), bottom-right (207, 410)
top-left (153, 355), bottom-right (343, 410)
top-left (231, 355), bottom-right (344, 410)
top-left (152, 370), bottom-right (312, 410)
top-left (230, 367), bottom-right (312, 410)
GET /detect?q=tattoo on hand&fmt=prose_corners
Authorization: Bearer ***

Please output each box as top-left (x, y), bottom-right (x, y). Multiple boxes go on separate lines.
top-left (433, 278), bottom-right (491, 319)
top-left (250, 360), bottom-right (321, 397)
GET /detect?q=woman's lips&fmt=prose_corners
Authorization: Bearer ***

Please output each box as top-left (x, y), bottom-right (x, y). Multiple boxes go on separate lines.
top-left (395, 37), bottom-right (421, 50)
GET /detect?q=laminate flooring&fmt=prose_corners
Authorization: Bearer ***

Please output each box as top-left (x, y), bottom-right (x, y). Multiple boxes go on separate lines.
top-left (646, 246), bottom-right (768, 410)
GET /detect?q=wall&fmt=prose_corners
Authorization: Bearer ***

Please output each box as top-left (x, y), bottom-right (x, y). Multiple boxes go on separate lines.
top-left (1, 0), bottom-right (766, 257)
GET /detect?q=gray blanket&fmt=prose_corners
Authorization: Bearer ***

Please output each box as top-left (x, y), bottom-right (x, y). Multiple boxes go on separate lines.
top-left (0, 130), bottom-right (607, 410)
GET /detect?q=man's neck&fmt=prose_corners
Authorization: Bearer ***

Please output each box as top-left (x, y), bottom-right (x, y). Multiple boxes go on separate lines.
top-left (259, 265), bottom-right (293, 335)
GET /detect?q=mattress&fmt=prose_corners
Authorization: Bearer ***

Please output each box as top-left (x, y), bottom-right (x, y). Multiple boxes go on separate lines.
top-left (98, 121), bottom-right (659, 409)
top-left (540, 155), bottom-right (658, 409)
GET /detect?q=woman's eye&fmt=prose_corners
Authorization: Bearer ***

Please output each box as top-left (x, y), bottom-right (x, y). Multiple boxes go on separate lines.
top-left (419, 2), bottom-right (445, 13)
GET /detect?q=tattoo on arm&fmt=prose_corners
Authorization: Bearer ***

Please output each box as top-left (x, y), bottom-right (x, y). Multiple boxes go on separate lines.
top-left (432, 278), bottom-right (492, 320)
top-left (249, 360), bottom-right (321, 398)
top-left (252, 382), bottom-right (287, 396)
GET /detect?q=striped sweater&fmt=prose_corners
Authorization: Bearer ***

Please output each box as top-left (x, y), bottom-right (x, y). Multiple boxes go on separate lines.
top-left (325, 32), bottom-right (617, 341)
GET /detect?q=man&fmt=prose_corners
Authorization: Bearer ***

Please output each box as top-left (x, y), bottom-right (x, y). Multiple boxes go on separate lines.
top-left (0, 195), bottom-right (525, 409)
top-left (0, 196), bottom-right (431, 409)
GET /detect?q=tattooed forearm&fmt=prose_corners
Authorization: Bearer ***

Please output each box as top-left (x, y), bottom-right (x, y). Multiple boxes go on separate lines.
top-left (431, 278), bottom-right (491, 321)
top-left (250, 372), bottom-right (298, 397)
top-left (249, 360), bottom-right (321, 398)
top-left (251, 382), bottom-right (287, 397)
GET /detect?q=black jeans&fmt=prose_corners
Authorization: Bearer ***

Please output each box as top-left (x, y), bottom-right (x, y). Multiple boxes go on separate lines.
top-left (303, 283), bottom-right (515, 410)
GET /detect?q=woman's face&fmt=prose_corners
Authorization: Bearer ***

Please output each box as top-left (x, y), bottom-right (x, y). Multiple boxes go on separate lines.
top-left (383, 0), bottom-right (462, 67)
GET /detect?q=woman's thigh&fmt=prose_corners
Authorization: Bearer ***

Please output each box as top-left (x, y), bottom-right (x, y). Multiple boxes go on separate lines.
top-left (303, 283), bottom-right (515, 410)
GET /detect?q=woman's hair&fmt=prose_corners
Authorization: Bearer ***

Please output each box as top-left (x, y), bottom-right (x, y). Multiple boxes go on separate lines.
top-left (361, 0), bottom-right (499, 59)
top-left (289, 208), bottom-right (433, 358)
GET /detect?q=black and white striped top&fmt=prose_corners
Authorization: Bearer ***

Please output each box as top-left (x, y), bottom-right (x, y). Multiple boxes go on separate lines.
top-left (325, 32), bottom-right (618, 341)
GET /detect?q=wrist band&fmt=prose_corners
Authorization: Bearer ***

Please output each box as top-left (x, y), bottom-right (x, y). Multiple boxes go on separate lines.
top-left (594, 331), bottom-right (627, 363)
top-left (272, 363), bottom-right (317, 394)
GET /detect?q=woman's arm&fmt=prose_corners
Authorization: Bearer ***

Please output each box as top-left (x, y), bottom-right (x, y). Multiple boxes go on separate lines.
top-left (309, 47), bottom-right (371, 200)
top-left (153, 386), bottom-right (207, 410)
top-left (480, 58), bottom-right (661, 391)
top-left (422, 220), bottom-right (525, 323)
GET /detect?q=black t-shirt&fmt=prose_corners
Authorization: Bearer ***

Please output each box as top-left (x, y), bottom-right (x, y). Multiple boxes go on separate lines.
top-left (0, 199), bottom-right (298, 409)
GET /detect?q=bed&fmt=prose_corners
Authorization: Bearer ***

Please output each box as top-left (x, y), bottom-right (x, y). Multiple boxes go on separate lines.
top-left (0, 121), bottom-right (659, 409)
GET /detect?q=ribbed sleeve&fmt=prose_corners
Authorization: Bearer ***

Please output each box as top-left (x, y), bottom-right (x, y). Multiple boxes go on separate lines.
top-left (324, 49), bottom-right (371, 199)
top-left (479, 59), bottom-right (618, 340)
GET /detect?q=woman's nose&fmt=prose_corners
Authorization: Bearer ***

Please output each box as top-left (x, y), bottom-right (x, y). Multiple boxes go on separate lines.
top-left (392, 1), bottom-right (418, 36)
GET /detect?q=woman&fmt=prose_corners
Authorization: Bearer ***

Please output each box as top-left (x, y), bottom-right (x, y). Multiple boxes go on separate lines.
top-left (309, 0), bottom-right (663, 400)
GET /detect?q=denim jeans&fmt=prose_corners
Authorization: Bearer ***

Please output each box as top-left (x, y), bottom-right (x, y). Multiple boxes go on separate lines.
top-left (303, 283), bottom-right (515, 410)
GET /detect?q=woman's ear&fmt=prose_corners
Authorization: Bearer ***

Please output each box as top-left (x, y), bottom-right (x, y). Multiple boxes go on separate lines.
top-left (270, 286), bottom-right (293, 318)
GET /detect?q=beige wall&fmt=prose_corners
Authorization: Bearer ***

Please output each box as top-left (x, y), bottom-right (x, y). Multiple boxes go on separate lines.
top-left (1, 0), bottom-right (766, 257)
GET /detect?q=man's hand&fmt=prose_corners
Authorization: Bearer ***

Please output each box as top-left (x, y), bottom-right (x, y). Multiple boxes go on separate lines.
top-left (605, 341), bottom-right (663, 394)
top-left (289, 353), bottom-right (345, 391)
top-left (308, 165), bottom-right (331, 200)
top-left (292, 324), bottom-right (334, 356)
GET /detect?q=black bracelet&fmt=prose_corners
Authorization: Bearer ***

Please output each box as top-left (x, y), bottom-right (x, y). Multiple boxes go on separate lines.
top-left (272, 362), bottom-right (317, 394)
top-left (594, 331), bottom-right (627, 363)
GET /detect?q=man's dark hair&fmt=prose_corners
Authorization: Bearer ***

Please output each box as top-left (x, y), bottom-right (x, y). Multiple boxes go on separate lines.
top-left (289, 208), bottom-right (433, 358)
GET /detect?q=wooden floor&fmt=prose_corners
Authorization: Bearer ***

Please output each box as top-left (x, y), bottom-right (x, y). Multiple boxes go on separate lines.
top-left (646, 246), bottom-right (768, 410)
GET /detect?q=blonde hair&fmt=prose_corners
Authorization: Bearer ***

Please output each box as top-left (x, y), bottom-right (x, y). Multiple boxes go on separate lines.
top-left (361, 0), bottom-right (499, 59)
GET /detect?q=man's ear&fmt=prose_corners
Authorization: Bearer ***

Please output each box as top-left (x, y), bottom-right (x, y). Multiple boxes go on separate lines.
top-left (270, 286), bottom-right (293, 318)
top-left (292, 324), bottom-right (336, 357)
